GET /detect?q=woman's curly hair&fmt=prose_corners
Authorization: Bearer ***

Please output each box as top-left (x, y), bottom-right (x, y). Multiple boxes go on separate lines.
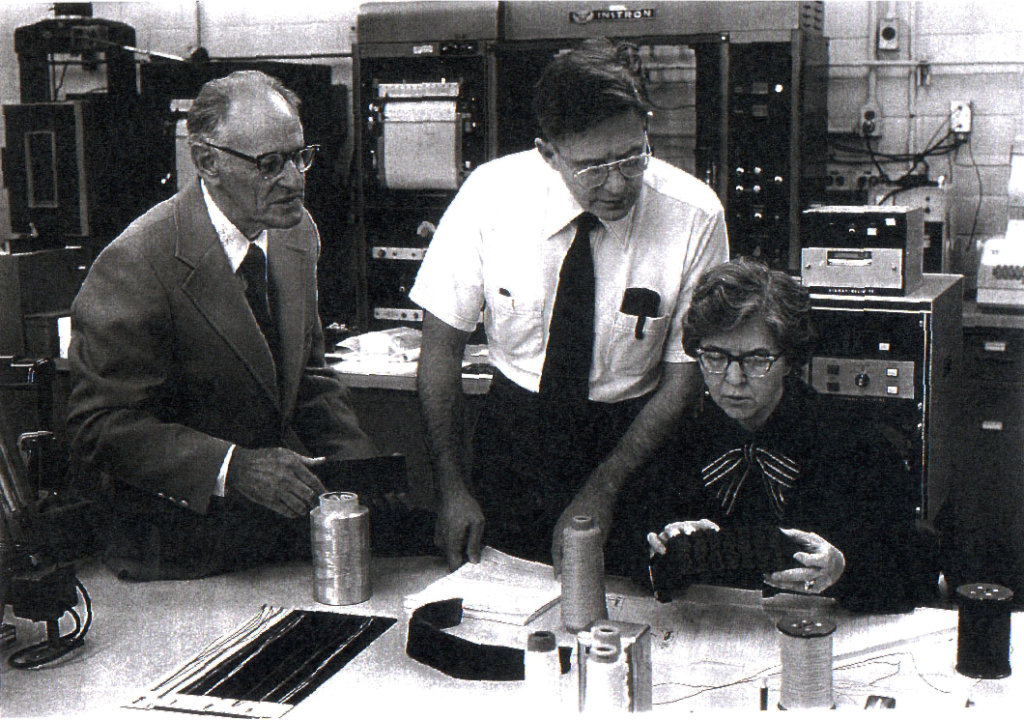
top-left (682, 258), bottom-right (816, 371)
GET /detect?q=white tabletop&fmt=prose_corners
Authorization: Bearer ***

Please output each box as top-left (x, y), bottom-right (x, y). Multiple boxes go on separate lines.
top-left (2, 557), bottom-right (1022, 718)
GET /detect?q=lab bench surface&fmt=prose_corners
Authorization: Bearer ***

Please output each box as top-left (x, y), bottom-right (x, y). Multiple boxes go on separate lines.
top-left (2, 556), bottom-right (1022, 718)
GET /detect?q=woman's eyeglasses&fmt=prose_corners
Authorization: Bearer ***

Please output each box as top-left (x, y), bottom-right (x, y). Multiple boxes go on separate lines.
top-left (696, 348), bottom-right (781, 378)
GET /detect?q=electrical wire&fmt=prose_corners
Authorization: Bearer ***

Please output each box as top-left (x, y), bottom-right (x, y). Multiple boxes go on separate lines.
top-left (963, 134), bottom-right (984, 249)
top-left (8, 578), bottom-right (92, 669)
top-left (654, 663), bottom-right (780, 705)
top-left (652, 646), bottom-right (959, 707)
top-left (863, 135), bottom-right (894, 184)
top-left (831, 117), bottom-right (964, 170)
top-left (53, 61), bottom-right (70, 99)
top-left (831, 120), bottom-right (968, 203)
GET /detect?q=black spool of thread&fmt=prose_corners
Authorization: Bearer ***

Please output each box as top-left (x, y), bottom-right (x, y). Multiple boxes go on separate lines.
top-left (955, 583), bottom-right (1013, 679)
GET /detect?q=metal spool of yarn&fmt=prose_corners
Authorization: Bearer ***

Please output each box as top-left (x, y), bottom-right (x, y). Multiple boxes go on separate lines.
top-left (310, 491), bottom-right (371, 605)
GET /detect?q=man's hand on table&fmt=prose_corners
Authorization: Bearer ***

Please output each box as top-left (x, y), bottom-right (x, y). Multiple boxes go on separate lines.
top-left (551, 480), bottom-right (618, 576)
top-left (435, 488), bottom-right (485, 570)
top-left (228, 447), bottom-right (326, 518)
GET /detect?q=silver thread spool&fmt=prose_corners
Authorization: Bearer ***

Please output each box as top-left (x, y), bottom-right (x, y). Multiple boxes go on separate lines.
top-left (777, 617), bottom-right (836, 710)
top-left (561, 515), bottom-right (607, 632)
top-left (310, 491), bottom-right (371, 605)
top-left (524, 630), bottom-right (562, 708)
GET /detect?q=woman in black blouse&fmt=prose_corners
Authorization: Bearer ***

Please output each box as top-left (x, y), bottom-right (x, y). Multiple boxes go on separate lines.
top-left (640, 258), bottom-right (920, 611)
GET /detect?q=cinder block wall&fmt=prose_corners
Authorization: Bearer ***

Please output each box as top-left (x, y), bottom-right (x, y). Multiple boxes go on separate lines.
top-left (827, 0), bottom-right (1024, 265)
top-left (2, 1), bottom-right (1022, 256)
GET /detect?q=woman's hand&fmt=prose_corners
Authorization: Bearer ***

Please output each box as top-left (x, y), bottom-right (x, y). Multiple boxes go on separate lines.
top-left (647, 519), bottom-right (721, 556)
top-left (765, 528), bottom-right (845, 594)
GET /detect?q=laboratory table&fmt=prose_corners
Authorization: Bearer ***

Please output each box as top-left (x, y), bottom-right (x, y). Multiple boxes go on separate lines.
top-left (2, 556), bottom-right (1022, 718)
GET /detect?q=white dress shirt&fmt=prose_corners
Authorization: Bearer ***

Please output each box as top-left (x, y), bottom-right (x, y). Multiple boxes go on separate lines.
top-left (409, 149), bottom-right (729, 403)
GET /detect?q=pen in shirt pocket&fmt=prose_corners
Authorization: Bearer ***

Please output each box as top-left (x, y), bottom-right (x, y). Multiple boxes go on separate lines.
top-left (499, 287), bottom-right (514, 311)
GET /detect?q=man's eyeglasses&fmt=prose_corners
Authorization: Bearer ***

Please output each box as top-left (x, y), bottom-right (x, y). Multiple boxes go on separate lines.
top-left (202, 142), bottom-right (320, 178)
top-left (696, 348), bottom-right (781, 378)
top-left (570, 135), bottom-right (651, 189)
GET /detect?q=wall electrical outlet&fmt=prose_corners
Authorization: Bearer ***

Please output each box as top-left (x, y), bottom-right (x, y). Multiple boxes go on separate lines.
top-left (877, 18), bottom-right (900, 51)
top-left (858, 104), bottom-right (882, 137)
top-left (950, 101), bottom-right (972, 134)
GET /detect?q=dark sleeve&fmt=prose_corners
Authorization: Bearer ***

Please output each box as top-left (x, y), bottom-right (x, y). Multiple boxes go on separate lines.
top-left (806, 428), bottom-right (920, 612)
top-left (290, 313), bottom-right (378, 460)
top-left (615, 423), bottom-right (707, 586)
top-left (288, 223), bottom-right (377, 461)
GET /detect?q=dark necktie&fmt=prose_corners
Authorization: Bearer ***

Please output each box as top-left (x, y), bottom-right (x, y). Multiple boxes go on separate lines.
top-left (539, 211), bottom-right (599, 400)
top-left (238, 243), bottom-right (277, 356)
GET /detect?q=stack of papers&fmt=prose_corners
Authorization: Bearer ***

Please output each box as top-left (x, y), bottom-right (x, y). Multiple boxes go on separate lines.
top-left (336, 327), bottom-right (422, 361)
top-left (404, 547), bottom-right (561, 625)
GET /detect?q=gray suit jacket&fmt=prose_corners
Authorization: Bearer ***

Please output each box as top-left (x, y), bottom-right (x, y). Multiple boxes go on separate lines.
top-left (68, 180), bottom-right (376, 579)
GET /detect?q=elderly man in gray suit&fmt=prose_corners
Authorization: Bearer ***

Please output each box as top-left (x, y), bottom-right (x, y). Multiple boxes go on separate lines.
top-left (68, 70), bottom-right (375, 581)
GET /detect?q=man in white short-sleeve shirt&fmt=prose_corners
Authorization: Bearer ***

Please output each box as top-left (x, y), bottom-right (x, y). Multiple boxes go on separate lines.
top-left (411, 39), bottom-right (729, 574)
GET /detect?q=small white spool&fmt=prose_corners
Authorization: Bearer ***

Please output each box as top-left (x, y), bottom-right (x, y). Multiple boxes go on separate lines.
top-left (524, 630), bottom-right (561, 709)
top-left (581, 642), bottom-right (629, 713)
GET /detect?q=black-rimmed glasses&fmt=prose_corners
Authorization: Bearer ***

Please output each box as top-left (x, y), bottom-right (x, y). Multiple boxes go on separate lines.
top-left (567, 134), bottom-right (652, 189)
top-left (696, 348), bottom-right (781, 378)
top-left (202, 142), bottom-right (320, 178)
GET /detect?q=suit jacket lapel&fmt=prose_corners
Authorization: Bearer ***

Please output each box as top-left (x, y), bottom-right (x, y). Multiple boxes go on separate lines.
top-left (268, 230), bottom-right (308, 420)
top-left (173, 182), bottom-right (281, 411)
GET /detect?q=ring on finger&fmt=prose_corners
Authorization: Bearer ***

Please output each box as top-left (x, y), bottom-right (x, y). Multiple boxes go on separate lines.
top-left (804, 578), bottom-right (816, 592)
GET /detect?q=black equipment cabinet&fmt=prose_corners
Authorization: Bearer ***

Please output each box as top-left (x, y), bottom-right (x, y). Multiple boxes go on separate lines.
top-left (3, 17), bottom-right (167, 262)
top-left (807, 275), bottom-right (963, 523)
top-left (354, 43), bottom-right (493, 328)
top-left (726, 30), bottom-right (828, 271)
top-left (952, 316), bottom-right (1024, 601)
top-left (353, 2), bottom-right (499, 330)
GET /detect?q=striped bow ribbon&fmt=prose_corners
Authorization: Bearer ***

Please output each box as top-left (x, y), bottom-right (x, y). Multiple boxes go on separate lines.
top-left (702, 443), bottom-right (800, 518)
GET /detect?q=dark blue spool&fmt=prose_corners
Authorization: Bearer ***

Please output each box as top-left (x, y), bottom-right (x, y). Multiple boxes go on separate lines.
top-left (955, 583), bottom-right (1013, 679)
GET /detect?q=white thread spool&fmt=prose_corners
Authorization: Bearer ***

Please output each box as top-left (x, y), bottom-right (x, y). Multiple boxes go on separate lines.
top-left (524, 630), bottom-right (562, 709)
top-left (581, 642), bottom-right (629, 713)
top-left (561, 515), bottom-right (607, 632)
top-left (310, 492), bottom-right (371, 605)
top-left (777, 617), bottom-right (836, 710)
top-left (590, 623), bottom-right (622, 653)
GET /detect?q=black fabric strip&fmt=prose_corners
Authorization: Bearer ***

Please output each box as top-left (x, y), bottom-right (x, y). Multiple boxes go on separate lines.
top-left (180, 610), bottom-right (396, 705)
top-left (406, 598), bottom-right (572, 682)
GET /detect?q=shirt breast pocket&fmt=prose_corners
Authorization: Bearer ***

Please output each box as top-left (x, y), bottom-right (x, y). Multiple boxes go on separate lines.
top-left (604, 312), bottom-right (671, 375)
top-left (484, 290), bottom-right (544, 364)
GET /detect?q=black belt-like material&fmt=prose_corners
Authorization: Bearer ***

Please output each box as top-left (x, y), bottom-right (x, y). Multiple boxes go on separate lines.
top-left (406, 599), bottom-right (572, 681)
